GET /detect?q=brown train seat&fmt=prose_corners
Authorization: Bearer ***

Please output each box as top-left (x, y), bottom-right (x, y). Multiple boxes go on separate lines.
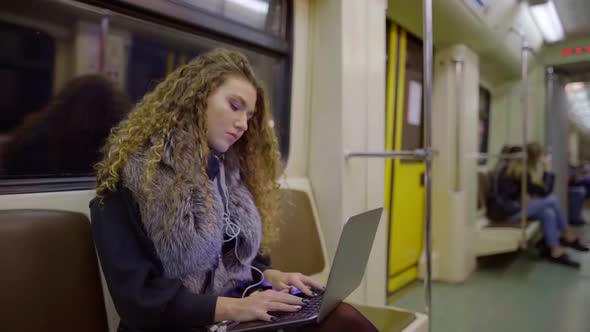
top-left (475, 172), bottom-right (540, 256)
top-left (268, 188), bottom-right (326, 277)
top-left (0, 180), bottom-right (426, 332)
top-left (0, 209), bottom-right (108, 332)
top-left (274, 179), bottom-right (424, 332)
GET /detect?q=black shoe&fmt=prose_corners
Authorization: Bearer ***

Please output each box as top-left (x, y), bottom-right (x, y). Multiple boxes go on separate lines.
top-left (537, 244), bottom-right (551, 258)
top-left (560, 239), bottom-right (590, 252)
top-left (569, 219), bottom-right (587, 226)
top-left (547, 253), bottom-right (580, 269)
top-left (535, 237), bottom-right (547, 249)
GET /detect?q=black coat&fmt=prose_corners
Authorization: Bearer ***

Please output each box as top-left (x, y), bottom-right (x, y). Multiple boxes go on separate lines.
top-left (486, 169), bottom-right (555, 222)
top-left (90, 187), bottom-right (270, 332)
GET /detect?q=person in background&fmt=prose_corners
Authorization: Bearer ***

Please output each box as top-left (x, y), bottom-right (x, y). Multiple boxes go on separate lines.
top-left (528, 144), bottom-right (587, 226)
top-left (488, 143), bottom-right (588, 268)
top-left (567, 164), bottom-right (587, 226)
top-left (492, 145), bottom-right (515, 174)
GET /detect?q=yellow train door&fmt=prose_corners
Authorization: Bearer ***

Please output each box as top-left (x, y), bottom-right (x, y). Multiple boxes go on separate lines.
top-left (385, 24), bottom-right (426, 294)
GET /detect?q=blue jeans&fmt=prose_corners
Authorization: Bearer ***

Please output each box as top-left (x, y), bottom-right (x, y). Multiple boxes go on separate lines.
top-left (568, 186), bottom-right (586, 223)
top-left (574, 176), bottom-right (590, 199)
top-left (510, 194), bottom-right (568, 247)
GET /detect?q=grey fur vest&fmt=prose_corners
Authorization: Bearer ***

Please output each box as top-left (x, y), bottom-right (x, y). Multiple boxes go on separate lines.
top-left (122, 133), bottom-right (262, 296)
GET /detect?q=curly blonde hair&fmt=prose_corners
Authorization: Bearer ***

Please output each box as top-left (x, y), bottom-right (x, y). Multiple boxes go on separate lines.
top-left (95, 48), bottom-right (282, 248)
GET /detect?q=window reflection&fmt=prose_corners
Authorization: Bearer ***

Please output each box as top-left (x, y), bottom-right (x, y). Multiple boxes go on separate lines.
top-left (0, 21), bottom-right (54, 134)
top-left (0, 74), bottom-right (132, 177)
top-left (171, 0), bottom-right (287, 37)
top-left (0, 0), bottom-right (289, 182)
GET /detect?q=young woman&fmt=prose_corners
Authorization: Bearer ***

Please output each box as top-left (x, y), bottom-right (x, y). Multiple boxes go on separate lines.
top-left (90, 49), bottom-right (377, 331)
top-left (488, 143), bottom-right (588, 268)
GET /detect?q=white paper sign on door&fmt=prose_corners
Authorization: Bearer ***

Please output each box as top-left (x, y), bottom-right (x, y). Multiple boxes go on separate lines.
top-left (407, 80), bottom-right (423, 126)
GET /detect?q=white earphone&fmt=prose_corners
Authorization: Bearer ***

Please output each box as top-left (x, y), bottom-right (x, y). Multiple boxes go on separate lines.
top-left (218, 162), bottom-right (265, 298)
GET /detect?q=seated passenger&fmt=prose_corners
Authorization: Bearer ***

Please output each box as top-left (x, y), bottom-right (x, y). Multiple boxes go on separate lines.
top-left (568, 185), bottom-right (587, 226)
top-left (567, 160), bottom-right (590, 225)
top-left (492, 144), bottom-right (513, 173)
top-left (569, 163), bottom-right (590, 203)
top-left (0, 74), bottom-right (132, 177)
top-left (526, 143), bottom-right (588, 227)
top-left (487, 144), bottom-right (588, 268)
top-left (90, 49), bottom-right (377, 332)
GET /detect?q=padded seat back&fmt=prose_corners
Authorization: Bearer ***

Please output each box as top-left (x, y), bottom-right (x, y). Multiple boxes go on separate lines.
top-left (478, 171), bottom-right (492, 210)
top-left (0, 209), bottom-right (108, 332)
top-left (268, 189), bottom-right (325, 275)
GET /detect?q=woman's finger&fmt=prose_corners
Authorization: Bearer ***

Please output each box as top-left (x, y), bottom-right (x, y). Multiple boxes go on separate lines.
top-left (277, 281), bottom-right (290, 290)
top-left (268, 291), bottom-right (307, 305)
top-left (290, 278), bottom-right (314, 297)
top-left (257, 311), bottom-right (275, 323)
top-left (300, 275), bottom-right (325, 292)
top-left (267, 302), bottom-right (302, 313)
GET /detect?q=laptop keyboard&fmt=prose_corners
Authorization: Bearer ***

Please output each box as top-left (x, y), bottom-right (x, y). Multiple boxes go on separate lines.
top-left (271, 294), bottom-right (323, 322)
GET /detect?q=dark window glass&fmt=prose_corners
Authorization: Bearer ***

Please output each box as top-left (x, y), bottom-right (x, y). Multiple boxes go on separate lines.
top-left (478, 86), bottom-right (491, 165)
top-left (0, 22), bottom-right (54, 133)
top-left (0, 1), bottom-right (120, 180)
top-left (0, 0), bottom-right (291, 193)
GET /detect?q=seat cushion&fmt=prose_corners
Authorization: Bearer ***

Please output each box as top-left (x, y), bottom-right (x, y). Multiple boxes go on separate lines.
top-left (268, 189), bottom-right (325, 275)
top-left (0, 209), bottom-right (108, 332)
top-left (478, 171), bottom-right (491, 210)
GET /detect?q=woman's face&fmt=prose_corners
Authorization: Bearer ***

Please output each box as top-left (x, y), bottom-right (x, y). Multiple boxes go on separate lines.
top-left (206, 76), bottom-right (257, 153)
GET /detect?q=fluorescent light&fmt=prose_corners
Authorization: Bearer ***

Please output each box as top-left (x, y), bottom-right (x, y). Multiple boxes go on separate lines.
top-left (565, 81), bottom-right (590, 131)
top-left (530, 0), bottom-right (565, 43)
top-left (226, 0), bottom-right (269, 14)
top-left (566, 82), bottom-right (585, 92)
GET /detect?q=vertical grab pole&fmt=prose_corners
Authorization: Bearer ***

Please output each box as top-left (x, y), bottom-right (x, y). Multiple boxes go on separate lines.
top-left (520, 40), bottom-right (530, 249)
top-left (422, 0), bottom-right (434, 331)
top-left (545, 67), bottom-right (555, 155)
top-left (453, 59), bottom-right (464, 192)
top-left (99, 14), bottom-right (110, 74)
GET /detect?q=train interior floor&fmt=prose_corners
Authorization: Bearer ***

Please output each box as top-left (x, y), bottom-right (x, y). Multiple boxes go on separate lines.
top-left (389, 209), bottom-right (590, 332)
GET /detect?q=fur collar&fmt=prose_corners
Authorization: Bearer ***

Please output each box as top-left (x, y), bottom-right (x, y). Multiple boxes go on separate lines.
top-left (122, 130), bottom-right (262, 295)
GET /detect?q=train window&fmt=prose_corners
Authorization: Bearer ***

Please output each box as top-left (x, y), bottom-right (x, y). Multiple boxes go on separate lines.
top-left (170, 0), bottom-right (288, 38)
top-left (0, 0), bottom-right (292, 194)
top-left (0, 21), bottom-right (55, 139)
top-left (478, 86), bottom-right (491, 165)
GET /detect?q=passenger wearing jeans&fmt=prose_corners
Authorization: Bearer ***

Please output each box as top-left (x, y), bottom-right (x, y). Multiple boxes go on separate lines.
top-left (568, 185), bottom-right (587, 225)
top-left (487, 143), bottom-right (588, 268)
top-left (568, 164), bottom-right (590, 225)
top-left (574, 175), bottom-right (590, 196)
top-left (569, 164), bottom-right (590, 196)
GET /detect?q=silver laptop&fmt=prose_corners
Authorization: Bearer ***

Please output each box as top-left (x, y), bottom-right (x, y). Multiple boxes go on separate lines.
top-left (228, 207), bottom-right (383, 331)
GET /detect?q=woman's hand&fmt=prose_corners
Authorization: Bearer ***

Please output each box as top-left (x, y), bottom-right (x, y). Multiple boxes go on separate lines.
top-left (215, 290), bottom-right (305, 323)
top-left (263, 269), bottom-right (325, 297)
